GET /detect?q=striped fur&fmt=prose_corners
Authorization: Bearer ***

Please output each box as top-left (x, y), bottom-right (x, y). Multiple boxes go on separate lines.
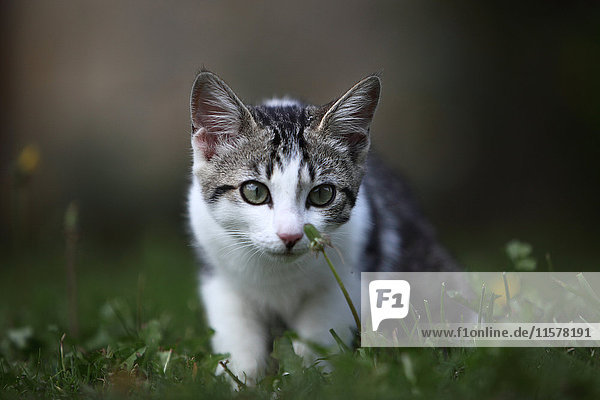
top-left (187, 71), bottom-right (457, 383)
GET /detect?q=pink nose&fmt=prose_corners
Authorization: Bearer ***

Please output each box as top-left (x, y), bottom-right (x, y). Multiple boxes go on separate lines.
top-left (277, 232), bottom-right (303, 250)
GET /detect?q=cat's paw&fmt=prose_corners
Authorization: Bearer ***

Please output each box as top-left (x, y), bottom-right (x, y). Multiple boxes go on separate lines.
top-left (291, 340), bottom-right (332, 373)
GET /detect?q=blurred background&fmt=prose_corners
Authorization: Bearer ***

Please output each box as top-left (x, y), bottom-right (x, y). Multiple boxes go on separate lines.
top-left (1, 0), bottom-right (599, 278)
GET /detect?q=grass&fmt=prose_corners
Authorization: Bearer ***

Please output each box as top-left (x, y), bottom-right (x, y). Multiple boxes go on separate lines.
top-left (2, 230), bottom-right (600, 399)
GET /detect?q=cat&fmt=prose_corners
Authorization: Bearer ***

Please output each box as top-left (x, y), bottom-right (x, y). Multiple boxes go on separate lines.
top-left (187, 70), bottom-right (457, 383)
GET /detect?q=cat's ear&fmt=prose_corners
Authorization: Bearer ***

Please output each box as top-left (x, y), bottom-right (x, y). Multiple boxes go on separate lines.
top-left (317, 75), bottom-right (381, 153)
top-left (190, 71), bottom-right (255, 160)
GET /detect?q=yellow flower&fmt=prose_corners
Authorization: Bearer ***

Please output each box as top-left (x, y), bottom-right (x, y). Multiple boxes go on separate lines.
top-left (489, 273), bottom-right (521, 307)
top-left (17, 145), bottom-right (40, 175)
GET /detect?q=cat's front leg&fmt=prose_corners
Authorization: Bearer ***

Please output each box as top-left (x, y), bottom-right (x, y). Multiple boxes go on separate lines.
top-left (200, 274), bottom-right (268, 384)
top-left (287, 281), bottom-right (359, 367)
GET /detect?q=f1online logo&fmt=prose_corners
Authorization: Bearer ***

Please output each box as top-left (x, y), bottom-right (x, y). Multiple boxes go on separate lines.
top-left (369, 280), bottom-right (411, 331)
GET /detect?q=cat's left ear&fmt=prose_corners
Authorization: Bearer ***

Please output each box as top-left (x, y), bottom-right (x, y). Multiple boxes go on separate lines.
top-left (190, 71), bottom-right (256, 161)
top-left (317, 75), bottom-right (381, 155)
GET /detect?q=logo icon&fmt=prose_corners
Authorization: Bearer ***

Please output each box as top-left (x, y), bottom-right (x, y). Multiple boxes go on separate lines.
top-left (369, 280), bottom-right (411, 330)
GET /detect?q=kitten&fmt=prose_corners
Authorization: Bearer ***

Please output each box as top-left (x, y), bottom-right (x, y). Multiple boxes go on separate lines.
top-left (187, 71), bottom-right (457, 382)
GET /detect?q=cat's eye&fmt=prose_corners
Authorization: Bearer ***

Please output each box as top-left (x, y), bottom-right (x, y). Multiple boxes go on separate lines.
top-left (307, 184), bottom-right (336, 207)
top-left (240, 181), bottom-right (270, 205)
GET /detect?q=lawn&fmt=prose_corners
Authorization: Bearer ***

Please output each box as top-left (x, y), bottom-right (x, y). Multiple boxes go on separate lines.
top-left (1, 230), bottom-right (600, 399)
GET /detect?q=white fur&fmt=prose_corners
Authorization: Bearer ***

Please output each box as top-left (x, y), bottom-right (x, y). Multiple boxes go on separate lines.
top-left (188, 154), bottom-right (371, 382)
top-left (262, 97), bottom-right (302, 108)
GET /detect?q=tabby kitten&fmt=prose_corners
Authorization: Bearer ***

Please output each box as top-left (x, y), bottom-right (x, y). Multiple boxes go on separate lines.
top-left (187, 71), bottom-right (456, 382)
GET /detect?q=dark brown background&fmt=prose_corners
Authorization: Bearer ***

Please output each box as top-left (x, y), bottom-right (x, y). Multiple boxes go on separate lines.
top-left (2, 1), bottom-right (599, 269)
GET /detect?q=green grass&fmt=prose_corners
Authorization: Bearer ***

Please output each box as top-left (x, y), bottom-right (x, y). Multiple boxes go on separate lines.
top-left (2, 232), bottom-right (600, 399)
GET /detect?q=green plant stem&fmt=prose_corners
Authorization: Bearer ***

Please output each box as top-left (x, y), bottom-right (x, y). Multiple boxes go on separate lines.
top-left (64, 202), bottom-right (79, 338)
top-left (321, 249), bottom-right (361, 333)
top-left (329, 328), bottom-right (350, 352)
top-left (478, 283), bottom-right (486, 325)
top-left (219, 361), bottom-right (247, 390)
top-left (502, 272), bottom-right (512, 316)
top-left (440, 282), bottom-right (446, 324)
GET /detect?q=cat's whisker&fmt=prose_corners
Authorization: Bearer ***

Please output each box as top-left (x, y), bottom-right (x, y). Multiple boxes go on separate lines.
top-left (245, 246), bottom-right (264, 269)
top-left (212, 237), bottom-right (250, 249)
top-left (218, 241), bottom-right (257, 258)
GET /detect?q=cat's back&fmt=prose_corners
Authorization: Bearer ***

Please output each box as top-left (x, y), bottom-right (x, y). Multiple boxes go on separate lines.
top-left (360, 154), bottom-right (458, 272)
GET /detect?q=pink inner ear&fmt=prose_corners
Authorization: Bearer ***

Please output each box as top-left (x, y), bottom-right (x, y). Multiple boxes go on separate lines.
top-left (192, 93), bottom-right (240, 160)
top-left (197, 100), bottom-right (226, 135)
top-left (193, 128), bottom-right (221, 161)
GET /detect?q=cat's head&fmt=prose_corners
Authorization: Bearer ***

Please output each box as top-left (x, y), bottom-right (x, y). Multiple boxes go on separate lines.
top-left (190, 71), bottom-right (380, 261)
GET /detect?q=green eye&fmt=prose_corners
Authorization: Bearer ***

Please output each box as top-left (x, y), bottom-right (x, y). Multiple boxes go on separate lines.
top-left (240, 181), bottom-right (270, 205)
top-left (307, 184), bottom-right (335, 207)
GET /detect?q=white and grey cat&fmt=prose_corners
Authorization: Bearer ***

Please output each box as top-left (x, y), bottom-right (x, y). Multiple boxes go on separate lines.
top-left (187, 71), bottom-right (456, 382)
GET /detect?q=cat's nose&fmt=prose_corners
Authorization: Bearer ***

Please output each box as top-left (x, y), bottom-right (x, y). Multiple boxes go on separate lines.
top-left (277, 232), bottom-right (303, 250)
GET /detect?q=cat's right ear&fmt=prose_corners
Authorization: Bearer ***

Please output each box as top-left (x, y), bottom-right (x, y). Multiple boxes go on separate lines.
top-left (317, 75), bottom-right (381, 161)
top-left (190, 71), bottom-right (255, 161)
